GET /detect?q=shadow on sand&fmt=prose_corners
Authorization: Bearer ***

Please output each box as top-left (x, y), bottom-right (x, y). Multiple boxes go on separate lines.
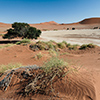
top-left (0, 40), bottom-right (20, 44)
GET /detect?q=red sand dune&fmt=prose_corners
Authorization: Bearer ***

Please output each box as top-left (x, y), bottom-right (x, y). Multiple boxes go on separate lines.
top-left (79, 18), bottom-right (100, 24)
top-left (40, 21), bottom-right (59, 25)
top-left (1, 17), bottom-right (100, 31)
top-left (61, 17), bottom-right (100, 25)
top-left (0, 22), bottom-right (11, 27)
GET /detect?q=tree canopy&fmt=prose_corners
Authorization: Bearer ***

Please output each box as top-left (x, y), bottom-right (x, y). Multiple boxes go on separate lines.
top-left (3, 22), bottom-right (41, 39)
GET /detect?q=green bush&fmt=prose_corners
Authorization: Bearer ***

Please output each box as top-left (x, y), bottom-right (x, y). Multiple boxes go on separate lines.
top-left (87, 43), bottom-right (95, 48)
top-left (79, 44), bottom-right (95, 50)
top-left (3, 22), bottom-right (41, 39)
top-left (47, 42), bottom-right (54, 49)
top-left (68, 45), bottom-right (74, 50)
top-left (57, 42), bottom-right (66, 49)
top-left (62, 41), bottom-right (67, 46)
top-left (79, 44), bottom-right (88, 50)
top-left (68, 44), bottom-right (78, 50)
top-left (37, 41), bottom-right (49, 50)
top-left (66, 43), bottom-right (71, 47)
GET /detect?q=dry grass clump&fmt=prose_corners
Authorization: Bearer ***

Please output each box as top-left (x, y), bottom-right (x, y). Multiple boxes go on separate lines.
top-left (16, 38), bottom-right (31, 45)
top-left (68, 44), bottom-right (79, 50)
top-left (0, 63), bottom-right (22, 73)
top-left (25, 57), bottom-right (70, 95)
top-left (33, 52), bottom-right (43, 59)
top-left (0, 34), bottom-right (4, 36)
top-left (57, 42), bottom-right (66, 49)
top-left (49, 49), bottom-right (58, 56)
top-left (29, 40), bottom-right (96, 52)
top-left (0, 44), bottom-right (14, 49)
top-left (42, 57), bottom-right (67, 74)
top-left (42, 29), bottom-right (49, 31)
top-left (29, 41), bottom-right (58, 51)
top-left (87, 43), bottom-right (95, 48)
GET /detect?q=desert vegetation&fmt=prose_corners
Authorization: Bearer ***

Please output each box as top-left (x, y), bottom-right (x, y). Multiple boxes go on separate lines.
top-left (0, 43), bottom-right (14, 49)
top-left (29, 40), bottom-right (95, 51)
top-left (0, 39), bottom-right (97, 100)
top-left (24, 57), bottom-right (69, 95)
top-left (0, 55), bottom-right (76, 97)
top-left (0, 63), bottom-right (22, 73)
top-left (79, 43), bottom-right (95, 50)
top-left (16, 38), bottom-right (31, 45)
top-left (0, 17), bottom-right (100, 100)
top-left (3, 22), bottom-right (41, 39)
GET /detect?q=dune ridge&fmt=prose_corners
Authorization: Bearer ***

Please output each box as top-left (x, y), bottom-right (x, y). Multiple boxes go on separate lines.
top-left (1, 17), bottom-right (100, 31)
top-left (79, 18), bottom-right (100, 24)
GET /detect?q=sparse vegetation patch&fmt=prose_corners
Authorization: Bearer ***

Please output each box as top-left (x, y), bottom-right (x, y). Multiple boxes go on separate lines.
top-left (79, 44), bottom-right (95, 50)
top-left (0, 63), bottom-right (22, 73)
top-left (16, 38), bottom-right (31, 45)
top-left (33, 52), bottom-right (43, 59)
top-left (0, 44), bottom-right (14, 49)
top-left (29, 41), bottom-right (95, 52)
top-left (25, 57), bottom-right (69, 95)
top-left (57, 42), bottom-right (66, 49)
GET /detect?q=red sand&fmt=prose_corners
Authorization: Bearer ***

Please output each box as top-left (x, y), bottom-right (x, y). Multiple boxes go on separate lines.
top-left (0, 45), bottom-right (100, 100)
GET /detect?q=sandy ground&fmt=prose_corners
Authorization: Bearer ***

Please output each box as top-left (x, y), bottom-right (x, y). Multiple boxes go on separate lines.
top-left (0, 20), bottom-right (100, 99)
top-left (0, 45), bottom-right (100, 100)
top-left (40, 29), bottom-right (100, 46)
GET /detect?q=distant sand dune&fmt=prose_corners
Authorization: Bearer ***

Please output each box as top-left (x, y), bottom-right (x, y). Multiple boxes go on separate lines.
top-left (79, 18), bottom-right (100, 24)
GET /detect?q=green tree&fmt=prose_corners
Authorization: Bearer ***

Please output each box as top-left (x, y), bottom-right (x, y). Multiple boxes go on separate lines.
top-left (3, 22), bottom-right (41, 39)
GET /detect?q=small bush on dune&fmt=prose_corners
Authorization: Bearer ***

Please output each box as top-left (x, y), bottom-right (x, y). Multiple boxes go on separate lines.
top-left (49, 49), bottom-right (58, 56)
top-left (20, 38), bottom-right (31, 43)
top-left (36, 41), bottom-right (49, 50)
top-left (79, 44), bottom-right (88, 50)
top-left (68, 45), bottom-right (75, 50)
top-left (16, 38), bottom-right (31, 45)
top-left (49, 40), bottom-right (57, 44)
top-left (36, 52), bottom-right (43, 59)
top-left (66, 43), bottom-right (71, 47)
top-left (29, 40), bottom-right (95, 52)
top-left (57, 42), bottom-right (66, 49)
top-left (79, 44), bottom-right (95, 50)
top-left (47, 42), bottom-right (54, 49)
top-left (42, 57), bottom-right (67, 74)
top-left (30, 41), bottom-right (58, 51)
top-left (46, 42), bottom-right (58, 51)
top-left (87, 43), bottom-right (95, 48)
top-left (62, 41), bottom-right (67, 46)
top-left (68, 44), bottom-right (78, 50)
top-left (33, 52), bottom-right (43, 60)
top-left (25, 57), bottom-right (69, 95)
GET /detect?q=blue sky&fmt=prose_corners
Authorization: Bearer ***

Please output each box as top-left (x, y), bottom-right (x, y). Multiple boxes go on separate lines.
top-left (0, 0), bottom-right (100, 24)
